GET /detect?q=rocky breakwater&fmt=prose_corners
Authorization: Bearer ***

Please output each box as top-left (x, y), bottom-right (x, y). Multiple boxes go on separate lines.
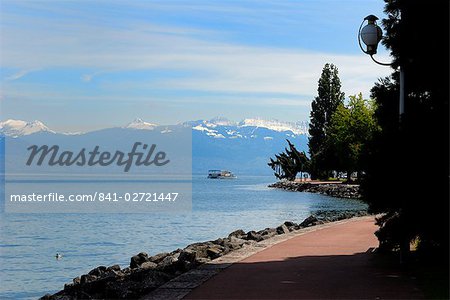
top-left (41, 211), bottom-right (367, 300)
top-left (269, 181), bottom-right (361, 199)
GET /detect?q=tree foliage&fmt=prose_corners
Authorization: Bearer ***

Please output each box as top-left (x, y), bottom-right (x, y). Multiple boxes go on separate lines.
top-left (326, 93), bottom-right (378, 180)
top-left (308, 63), bottom-right (345, 179)
top-left (268, 140), bottom-right (309, 181)
top-left (362, 0), bottom-right (449, 257)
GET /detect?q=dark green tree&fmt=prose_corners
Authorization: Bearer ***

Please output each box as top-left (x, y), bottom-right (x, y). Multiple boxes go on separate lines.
top-left (362, 0), bottom-right (449, 263)
top-left (308, 63), bottom-right (345, 179)
top-left (268, 140), bottom-right (309, 181)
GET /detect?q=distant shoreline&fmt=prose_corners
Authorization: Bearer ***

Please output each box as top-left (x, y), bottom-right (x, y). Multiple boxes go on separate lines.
top-left (268, 180), bottom-right (361, 199)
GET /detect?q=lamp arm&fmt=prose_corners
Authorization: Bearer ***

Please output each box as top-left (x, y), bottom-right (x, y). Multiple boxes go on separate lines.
top-left (369, 54), bottom-right (392, 66)
top-left (359, 17), bottom-right (393, 67)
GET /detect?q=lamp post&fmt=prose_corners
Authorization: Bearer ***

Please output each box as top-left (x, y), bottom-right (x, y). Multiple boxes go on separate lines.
top-left (358, 14), bottom-right (409, 264)
top-left (358, 15), bottom-right (404, 117)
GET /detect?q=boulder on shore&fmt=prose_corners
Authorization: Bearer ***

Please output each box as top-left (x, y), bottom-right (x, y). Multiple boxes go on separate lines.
top-left (130, 252), bottom-right (149, 269)
top-left (276, 224), bottom-right (290, 235)
top-left (300, 215), bottom-right (319, 227)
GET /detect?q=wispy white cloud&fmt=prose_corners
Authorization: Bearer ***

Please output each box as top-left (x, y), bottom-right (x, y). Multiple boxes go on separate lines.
top-left (91, 47), bottom-right (391, 99)
top-left (6, 69), bottom-right (38, 81)
top-left (0, 0), bottom-right (391, 127)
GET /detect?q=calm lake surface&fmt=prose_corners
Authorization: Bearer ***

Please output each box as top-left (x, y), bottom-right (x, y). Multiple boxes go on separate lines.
top-left (0, 175), bottom-right (367, 299)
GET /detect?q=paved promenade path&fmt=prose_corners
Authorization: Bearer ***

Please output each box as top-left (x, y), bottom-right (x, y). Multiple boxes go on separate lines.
top-left (185, 216), bottom-right (423, 299)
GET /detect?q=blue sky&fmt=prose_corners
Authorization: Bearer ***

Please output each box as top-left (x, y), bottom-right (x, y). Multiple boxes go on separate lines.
top-left (0, 0), bottom-right (392, 132)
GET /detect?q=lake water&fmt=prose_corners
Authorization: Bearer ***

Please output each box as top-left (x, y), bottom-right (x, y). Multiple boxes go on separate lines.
top-left (0, 175), bottom-right (367, 299)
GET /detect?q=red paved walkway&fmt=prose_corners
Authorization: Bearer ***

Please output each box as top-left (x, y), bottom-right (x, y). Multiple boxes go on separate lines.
top-left (185, 217), bottom-right (423, 299)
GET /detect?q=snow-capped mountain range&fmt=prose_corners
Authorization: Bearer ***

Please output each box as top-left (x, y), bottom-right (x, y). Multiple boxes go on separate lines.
top-left (1, 117), bottom-right (309, 174)
top-left (0, 117), bottom-right (309, 138)
top-left (0, 119), bottom-right (55, 137)
top-left (188, 118), bottom-right (308, 139)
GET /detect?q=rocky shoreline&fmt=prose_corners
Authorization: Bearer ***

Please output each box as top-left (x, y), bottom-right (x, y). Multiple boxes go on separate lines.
top-left (269, 181), bottom-right (361, 199)
top-left (41, 210), bottom-right (368, 300)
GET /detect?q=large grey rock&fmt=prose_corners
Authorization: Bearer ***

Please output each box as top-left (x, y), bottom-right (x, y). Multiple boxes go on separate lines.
top-left (276, 224), bottom-right (290, 234)
top-left (246, 230), bottom-right (263, 241)
top-left (206, 245), bottom-right (224, 259)
top-left (284, 221), bottom-right (297, 227)
top-left (88, 266), bottom-right (107, 277)
top-left (228, 229), bottom-right (246, 239)
top-left (178, 248), bottom-right (197, 262)
top-left (130, 252), bottom-right (150, 269)
top-left (107, 265), bottom-right (121, 272)
top-left (178, 248), bottom-right (204, 271)
top-left (222, 236), bottom-right (247, 251)
top-left (149, 252), bottom-right (169, 264)
top-left (283, 221), bottom-right (298, 231)
top-left (140, 261), bottom-right (158, 270)
top-left (300, 215), bottom-right (319, 227)
top-left (184, 242), bottom-right (213, 259)
top-left (157, 253), bottom-right (180, 272)
top-left (229, 236), bottom-right (246, 245)
top-left (258, 228), bottom-right (277, 240)
top-left (211, 237), bottom-right (225, 246)
top-left (80, 274), bottom-right (97, 284)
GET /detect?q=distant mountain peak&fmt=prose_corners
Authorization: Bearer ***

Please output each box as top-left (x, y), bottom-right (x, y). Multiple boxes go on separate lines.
top-left (238, 118), bottom-right (308, 135)
top-left (0, 119), bottom-right (54, 137)
top-left (124, 118), bottom-right (158, 130)
top-left (205, 117), bottom-right (237, 127)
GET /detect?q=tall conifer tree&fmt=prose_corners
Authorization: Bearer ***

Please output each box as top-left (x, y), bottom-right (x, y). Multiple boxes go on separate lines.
top-left (308, 63), bottom-right (344, 179)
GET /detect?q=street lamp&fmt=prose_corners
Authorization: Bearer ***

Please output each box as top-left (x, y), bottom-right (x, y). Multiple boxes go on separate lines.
top-left (358, 14), bottom-right (404, 116)
top-left (358, 14), bottom-right (409, 264)
top-left (359, 15), bottom-right (382, 56)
